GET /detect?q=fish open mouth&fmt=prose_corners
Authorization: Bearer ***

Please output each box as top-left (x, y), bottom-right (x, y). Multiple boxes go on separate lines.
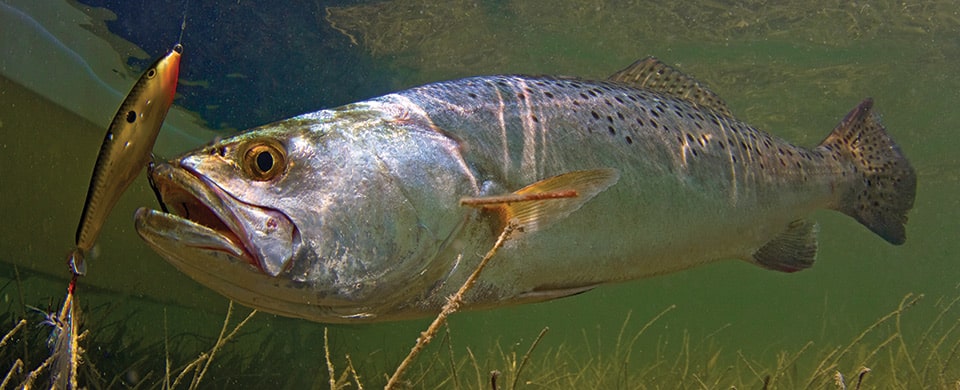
top-left (138, 161), bottom-right (298, 276)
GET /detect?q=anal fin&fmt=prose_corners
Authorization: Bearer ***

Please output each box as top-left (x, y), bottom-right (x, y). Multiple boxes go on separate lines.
top-left (460, 168), bottom-right (620, 235)
top-left (751, 219), bottom-right (819, 273)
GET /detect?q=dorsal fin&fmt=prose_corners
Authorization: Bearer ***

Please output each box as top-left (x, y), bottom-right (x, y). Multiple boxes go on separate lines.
top-left (608, 57), bottom-right (733, 118)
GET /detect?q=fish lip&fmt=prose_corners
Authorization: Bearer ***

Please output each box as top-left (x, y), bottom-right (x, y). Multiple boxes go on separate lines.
top-left (145, 161), bottom-right (255, 265)
top-left (145, 161), bottom-right (297, 275)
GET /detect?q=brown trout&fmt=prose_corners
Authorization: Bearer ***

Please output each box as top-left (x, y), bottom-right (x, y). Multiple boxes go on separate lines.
top-left (134, 58), bottom-right (916, 323)
top-left (69, 44), bottom-right (182, 274)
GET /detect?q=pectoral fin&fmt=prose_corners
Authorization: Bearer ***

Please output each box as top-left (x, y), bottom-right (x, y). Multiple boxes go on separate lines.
top-left (751, 219), bottom-right (819, 273)
top-left (460, 168), bottom-right (620, 234)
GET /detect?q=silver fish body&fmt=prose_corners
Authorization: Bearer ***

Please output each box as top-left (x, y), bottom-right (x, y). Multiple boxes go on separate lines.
top-left (135, 58), bottom-right (915, 323)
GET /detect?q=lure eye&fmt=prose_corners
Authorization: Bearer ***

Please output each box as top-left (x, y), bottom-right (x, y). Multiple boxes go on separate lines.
top-left (242, 140), bottom-right (286, 181)
top-left (146, 68), bottom-right (157, 79)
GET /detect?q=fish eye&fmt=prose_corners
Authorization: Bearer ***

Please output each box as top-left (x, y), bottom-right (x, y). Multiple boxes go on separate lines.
top-left (146, 68), bottom-right (157, 79)
top-left (242, 140), bottom-right (286, 181)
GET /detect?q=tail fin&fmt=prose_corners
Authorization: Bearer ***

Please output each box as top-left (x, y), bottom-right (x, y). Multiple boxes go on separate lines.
top-left (818, 98), bottom-right (916, 245)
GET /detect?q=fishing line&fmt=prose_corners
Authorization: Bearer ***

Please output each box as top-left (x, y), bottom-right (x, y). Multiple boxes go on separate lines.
top-left (178, 0), bottom-right (190, 45)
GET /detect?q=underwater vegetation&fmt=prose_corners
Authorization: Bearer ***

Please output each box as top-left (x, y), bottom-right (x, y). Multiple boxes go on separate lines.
top-left (2, 258), bottom-right (959, 388)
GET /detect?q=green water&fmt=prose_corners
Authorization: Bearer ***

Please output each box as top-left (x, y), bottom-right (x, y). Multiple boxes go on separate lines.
top-left (1, 0), bottom-right (959, 388)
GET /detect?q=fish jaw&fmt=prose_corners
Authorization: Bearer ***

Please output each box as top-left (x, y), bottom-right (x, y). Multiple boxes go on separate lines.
top-left (135, 207), bottom-right (355, 321)
top-left (139, 161), bottom-right (299, 277)
top-left (136, 206), bottom-right (411, 323)
top-left (135, 207), bottom-right (250, 272)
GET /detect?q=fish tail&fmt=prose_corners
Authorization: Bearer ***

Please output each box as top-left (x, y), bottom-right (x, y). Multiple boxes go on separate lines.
top-left (818, 98), bottom-right (917, 245)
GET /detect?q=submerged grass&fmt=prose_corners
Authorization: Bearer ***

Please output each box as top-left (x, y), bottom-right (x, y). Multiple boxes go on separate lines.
top-left (1, 286), bottom-right (959, 388)
top-left (381, 291), bottom-right (959, 389)
top-left (2, 264), bottom-right (959, 388)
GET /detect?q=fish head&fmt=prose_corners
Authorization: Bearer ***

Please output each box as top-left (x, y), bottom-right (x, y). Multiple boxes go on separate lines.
top-left (136, 102), bottom-right (478, 322)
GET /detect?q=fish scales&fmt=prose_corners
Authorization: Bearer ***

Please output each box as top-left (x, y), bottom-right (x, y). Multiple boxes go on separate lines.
top-left (399, 75), bottom-right (829, 199)
top-left (387, 75), bottom-right (841, 295)
top-left (134, 58), bottom-right (915, 323)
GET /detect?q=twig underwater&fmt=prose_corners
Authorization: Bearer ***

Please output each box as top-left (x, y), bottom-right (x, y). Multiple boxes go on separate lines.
top-left (167, 300), bottom-right (257, 390)
top-left (385, 220), bottom-right (520, 389)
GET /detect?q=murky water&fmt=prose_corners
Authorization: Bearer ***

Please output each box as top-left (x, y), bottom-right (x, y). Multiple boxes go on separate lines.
top-left (1, 0), bottom-right (958, 388)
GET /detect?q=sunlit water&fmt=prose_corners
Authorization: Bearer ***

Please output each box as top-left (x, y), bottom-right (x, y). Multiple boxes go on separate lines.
top-left (1, 1), bottom-right (958, 388)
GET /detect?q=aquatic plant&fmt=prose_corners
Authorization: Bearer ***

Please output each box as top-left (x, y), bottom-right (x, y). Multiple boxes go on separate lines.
top-left (2, 286), bottom-right (959, 388)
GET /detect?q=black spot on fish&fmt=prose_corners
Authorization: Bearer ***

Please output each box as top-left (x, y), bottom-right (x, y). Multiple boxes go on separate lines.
top-left (468, 92), bottom-right (478, 99)
top-left (615, 96), bottom-right (624, 104)
top-left (635, 117), bottom-right (645, 127)
top-left (517, 93), bottom-right (526, 100)
top-left (580, 93), bottom-right (590, 100)
top-left (617, 112), bottom-right (625, 121)
top-left (686, 133), bottom-right (695, 143)
top-left (531, 115), bottom-right (539, 123)
top-left (625, 136), bottom-right (633, 144)
top-left (126, 110), bottom-right (137, 123)
top-left (544, 91), bottom-right (554, 99)
top-left (591, 111), bottom-right (600, 120)
top-left (608, 126), bottom-right (616, 135)
top-left (606, 115), bottom-right (614, 123)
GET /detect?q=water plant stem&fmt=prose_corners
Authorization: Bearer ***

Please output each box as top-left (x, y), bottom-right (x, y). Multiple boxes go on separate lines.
top-left (385, 220), bottom-right (518, 389)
